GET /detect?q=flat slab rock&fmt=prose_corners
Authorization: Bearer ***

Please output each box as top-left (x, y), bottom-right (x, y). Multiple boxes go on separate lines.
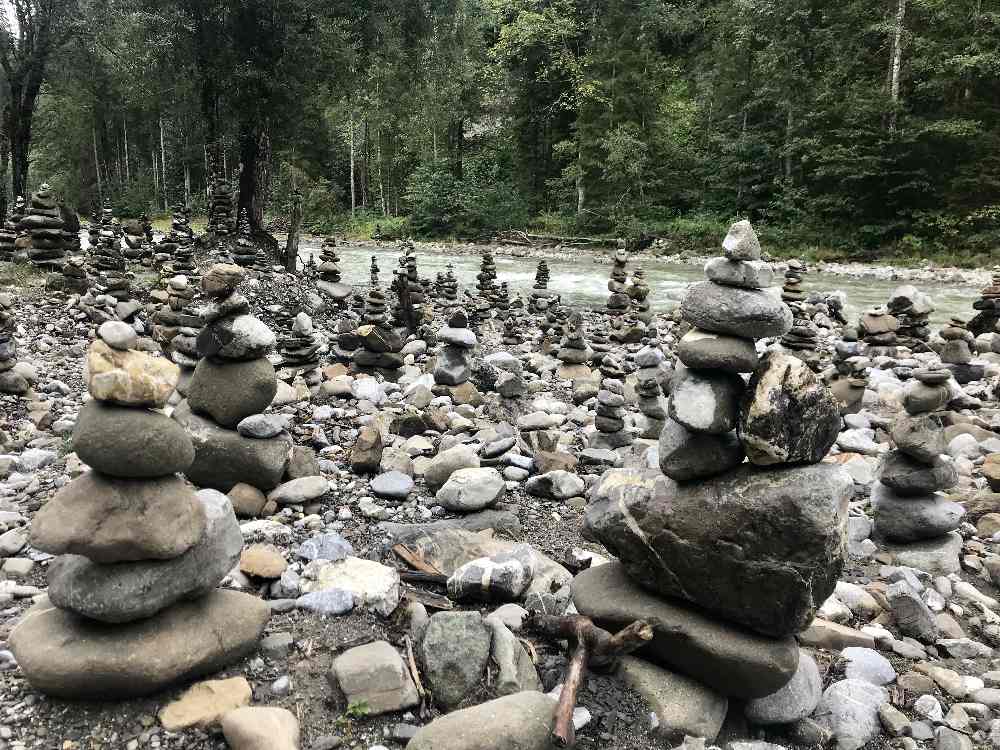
top-left (10, 590), bottom-right (269, 698)
top-left (406, 690), bottom-right (557, 750)
top-left (583, 464), bottom-right (852, 637)
top-left (571, 563), bottom-right (799, 699)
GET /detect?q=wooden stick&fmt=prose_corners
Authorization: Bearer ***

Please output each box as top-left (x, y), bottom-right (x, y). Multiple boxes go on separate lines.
top-left (403, 634), bottom-right (426, 699)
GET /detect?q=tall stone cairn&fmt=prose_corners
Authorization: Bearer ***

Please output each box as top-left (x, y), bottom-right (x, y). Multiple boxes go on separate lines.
top-left (279, 312), bottom-right (321, 372)
top-left (207, 174), bottom-right (237, 236)
top-left (353, 283), bottom-right (404, 377)
top-left (153, 274), bottom-right (203, 372)
top-left (0, 199), bottom-right (19, 262)
top-left (316, 237), bottom-right (351, 305)
top-left (969, 266), bottom-right (1000, 337)
top-left (633, 332), bottom-right (669, 439)
top-left (12, 324), bottom-right (269, 698)
top-left (530, 260), bottom-right (550, 312)
top-left (231, 209), bottom-right (258, 268)
top-left (0, 294), bottom-right (27, 395)
top-left (556, 311), bottom-right (592, 366)
top-left (19, 184), bottom-right (67, 270)
top-left (937, 315), bottom-right (983, 384)
top-left (628, 267), bottom-right (651, 323)
top-left (439, 264), bottom-right (459, 311)
top-left (477, 250), bottom-right (497, 301)
top-left (589, 353), bottom-right (633, 449)
top-left (858, 305), bottom-right (900, 357)
top-left (887, 285), bottom-right (934, 346)
top-left (606, 249), bottom-right (630, 316)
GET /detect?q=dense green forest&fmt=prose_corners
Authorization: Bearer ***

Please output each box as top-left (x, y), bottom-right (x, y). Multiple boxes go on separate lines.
top-left (2, 0), bottom-right (999, 262)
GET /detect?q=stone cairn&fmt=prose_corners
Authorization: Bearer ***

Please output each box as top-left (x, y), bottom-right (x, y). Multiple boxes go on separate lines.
top-left (19, 184), bottom-right (67, 270)
top-left (887, 285), bottom-right (934, 348)
top-left (780, 259), bottom-right (807, 305)
top-left (823, 340), bottom-right (871, 416)
top-left (0, 295), bottom-right (26, 395)
top-left (937, 315), bottom-right (983, 384)
top-left (495, 281), bottom-right (511, 316)
top-left (439, 264), bottom-right (459, 312)
top-left (628, 268), bottom-right (651, 323)
top-left (556, 311), bottom-right (592, 373)
top-left (858, 306), bottom-right (900, 357)
top-left (11, 324), bottom-right (269, 698)
top-left (207, 174), bottom-right (237, 237)
top-left (122, 216), bottom-right (148, 260)
top-left (779, 304), bottom-right (820, 370)
top-left (578, 226), bottom-right (848, 724)
top-left (279, 312), bottom-right (321, 374)
top-left (5, 196), bottom-right (26, 262)
top-left (633, 332), bottom-right (669, 439)
top-left (589, 353), bottom-right (633, 449)
top-left (501, 315), bottom-right (522, 346)
top-left (153, 275), bottom-right (203, 373)
top-left (590, 327), bottom-right (611, 363)
top-left (87, 204), bottom-right (130, 301)
top-left (157, 205), bottom-right (196, 277)
top-left (530, 260), bottom-right (551, 312)
top-left (231, 209), bottom-right (259, 268)
top-left (433, 308), bottom-right (478, 401)
top-left (0, 200), bottom-right (19, 262)
top-left (873, 367), bottom-right (963, 584)
top-left (316, 237), bottom-right (351, 306)
top-left (969, 266), bottom-right (1000, 337)
top-left (353, 283), bottom-right (404, 378)
top-left (477, 250), bottom-right (497, 301)
top-left (606, 249), bottom-right (630, 317)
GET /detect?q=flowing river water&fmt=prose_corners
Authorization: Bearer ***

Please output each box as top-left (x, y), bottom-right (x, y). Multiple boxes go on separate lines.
top-left (300, 240), bottom-right (979, 329)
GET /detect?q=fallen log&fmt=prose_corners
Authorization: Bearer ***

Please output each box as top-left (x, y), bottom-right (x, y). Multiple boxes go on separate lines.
top-left (525, 612), bottom-right (653, 747)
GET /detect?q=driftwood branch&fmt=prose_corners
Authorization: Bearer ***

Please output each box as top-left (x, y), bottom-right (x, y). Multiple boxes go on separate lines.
top-left (525, 613), bottom-right (653, 748)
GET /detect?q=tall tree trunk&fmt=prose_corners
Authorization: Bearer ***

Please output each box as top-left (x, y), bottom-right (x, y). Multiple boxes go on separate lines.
top-left (784, 104), bottom-right (794, 180)
top-left (349, 109), bottom-right (356, 217)
top-left (237, 125), bottom-right (270, 230)
top-left (576, 148), bottom-right (585, 216)
top-left (159, 116), bottom-right (168, 210)
top-left (123, 118), bottom-right (130, 184)
top-left (284, 190), bottom-right (302, 273)
top-left (888, 0), bottom-right (907, 132)
top-left (93, 125), bottom-right (103, 208)
top-left (152, 149), bottom-right (158, 199)
top-left (0, 115), bottom-right (9, 222)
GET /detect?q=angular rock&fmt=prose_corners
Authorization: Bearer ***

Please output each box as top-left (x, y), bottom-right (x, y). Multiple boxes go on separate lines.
top-left (447, 546), bottom-right (536, 602)
top-left (418, 611), bottom-right (491, 709)
top-left (584, 464), bottom-right (851, 637)
top-left (221, 707), bottom-right (300, 750)
top-left (187, 357), bottom-right (278, 428)
top-left (658, 417), bottom-right (744, 482)
top-left (887, 581), bottom-right (939, 642)
top-left (331, 640), bottom-right (420, 715)
top-left (350, 425), bottom-right (383, 474)
top-left (891, 414), bottom-right (946, 464)
top-left (31, 473), bottom-right (206, 564)
top-left (159, 676), bottom-right (252, 730)
top-left (196, 314), bottom-right (275, 361)
top-left (300, 557), bottom-right (400, 616)
top-left (524, 470), bottom-right (586, 500)
top-left (85, 339), bottom-right (179, 408)
top-left (815, 679), bottom-right (887, 750)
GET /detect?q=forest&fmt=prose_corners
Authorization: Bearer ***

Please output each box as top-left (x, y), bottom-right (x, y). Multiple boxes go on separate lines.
top-left (2, 0), bottom-right (999, 263)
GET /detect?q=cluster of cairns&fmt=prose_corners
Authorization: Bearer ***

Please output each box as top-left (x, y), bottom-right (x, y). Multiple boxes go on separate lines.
top-left (19, 184), bottom-right (68, 270)
top-left (173, 264), bottom-right (293, 493)
top-left (529, 260), bottom-right (551, 312)
top-left (315, 236), bottom-right (351, 306)
top-left (0, 197), bottom-right (22, 262)
top-left (606, 249), bottom-right (630, 316)
top-left (206, 174), bottom-right (237, 237)
top-left (969, 265), bottom-right (1000, 336)
top-left (873, 367), bottom-right (963, 577)
top-left (11, 321), bottom-right (269, 697)
top-left (887, 284), bottom-right (934, 347)
top-left (0, 294), bottom-right (27, 395)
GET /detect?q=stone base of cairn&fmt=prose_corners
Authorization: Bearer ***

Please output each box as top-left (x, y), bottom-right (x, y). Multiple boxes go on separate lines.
top-left (576, 224), bottom-right (848, 730)
top-left (10, 327), bottom-right (268, 698)
top-left (588, 353), bottom-right (633, 450)
top-left (779, 305), bottom-right (820, 370)
top-left (20, 184), bottom-right (67, 271)
top-left (0, 295), bottom-right (28, 395)
top-left (969, 266), bottom-right (1000, 337)
top-left (60, 256), bottom-right (91, 295)
top-left (530, 261), bottom-right (551, 313)
top-left (633, 336), bottom-right (669, 439)
top-left (858, 306), bottom-right (900, 358)
top-left (316, 237), bottom-right (351, 304)
top-left (352, 285), bottom-right (404, 379)
top-left (432, 309), bottom-right (481, 406)
top-left (610, 310), bottom-right (645, 344)
top-left (606, 249), bottom-right (630, 316)
top-left (936, 316), bottom-right (984, 384)
top-left (887, 285), bottom-right (934, 347)
top-left (873, 367), bottom-right (964, 582)
top-left (173, 264), bottom-right (292, 493)
top-left (823, 340), bottom-right (870, 416)
top-left (556, 311), bottom-right (593, 380)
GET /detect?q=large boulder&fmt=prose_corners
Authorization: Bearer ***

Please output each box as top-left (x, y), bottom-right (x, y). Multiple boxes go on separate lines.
top-left (47, 489), bottom-right (243, 623)
top-left (738, 351), bottom-right (841, 466)
top-left (10, 590), bottom-right (269, 699)
top-left (680, 281), bottom-right (792, 339)
top-left (31, 473), bottom-right (206, 563)
top-left (173, 400), bottom-right (291, 491)
top-left (187, 358), bottom-right (278, 428)
top-left (572, 563), bottom-right (799, 698)
top-left (71, 400), bottom-right (195, 478)
top-left (406, 691), bottom-right (556, 750)
top-left (584, 465), bottom-right (852, 637)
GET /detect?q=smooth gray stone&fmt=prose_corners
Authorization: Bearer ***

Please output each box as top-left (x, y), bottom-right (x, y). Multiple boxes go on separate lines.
top-left (681, 281), bottom-right (792, 339)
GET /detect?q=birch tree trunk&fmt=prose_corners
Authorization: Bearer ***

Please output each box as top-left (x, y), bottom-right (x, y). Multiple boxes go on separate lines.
top-left (349, 109), bottom-right (356, 217)
top-left (888, 0), bottom-right (907, 133)
top-left (93, 125), bottom-right (103, 208)
top-left (123, 118), bottom-right (130, 184)
top-left (159, 116), bottom-right (168, 210)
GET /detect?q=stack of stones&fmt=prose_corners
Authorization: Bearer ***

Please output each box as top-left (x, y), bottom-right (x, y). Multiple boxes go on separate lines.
top-left (207, 175), bottom-right (237, 237)
top-left (628, 268), bottom-right (652, 323)
top-left (589, 353), bottom-right (633, 449)
top-left (12, 326), bottom-right (269, 698)
top-left (780, 260), bottom-right (807, 305)
top-left (88, 206), bottom-right (130, 301)
top-left (665, 221), bottom-right (792, 481)
top-left (496, 282), bottom-right (511, 316)
top-left (823, 341), bottom-right (871, 416)
top-left (433, 309), bottom-right (478, 402)
top-left (439, 265), bottom-right (459, 312)
top-left (173, 264), bottom-right (293, 493)
top-left (969, 267), bottom-right (1000, 337)
top-left (7, 196), bottom-right (26, 262)
top-left (501, 316), bottom-right (522, 346)
top-left (122, 218), bottom-right (148, 260)
top-left (353, 284), bottom-right (403, 378)
top-left (530, 261), bottom-right (551, 312)
top-left (633, 334), bottom-right (669, 439)
top-left (370, 256), bottom-right (380, 286)
top-left (158, 206), bottom-right (196, 277)
top-left (404, 250), bottom-right (425, 321)
top-left (231, 210), bottom-right (259, 268)
top-left (606, 249), bottom-right (630, 317)
top-left (887, 285), bottom-right (934, 347)
top-left (477, 250), bottom-right (497, 301)
top-left (556, 311), bottom-right (593, 376)
top-left (316, 237), bottom-right (351, 305)
top-left (873, 367), bottom-right (963, 570)
top-left (61, 256), bottom-right (90, 295)
top-left (0, 295), bottom-right (25, 395)
top-left (279, 312), bottom-right (321, 373)
top-left (153, 275), bottom-right (203, 373)
top-left (779, 304), bottom-right (820, 370)
top-left (590, 328), bottom-right (611, 363)
top-left (858, 306), bottom-right (900, 357)
top-left (0, 202), bottom-right (18, 261)
top-left (19, 184), bottom-right (67, 270)
top-left (938, 316), bottom-right (983, 384)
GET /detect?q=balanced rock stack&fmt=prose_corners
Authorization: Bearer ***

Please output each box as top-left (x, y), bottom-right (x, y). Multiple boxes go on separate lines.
top-left (152, 275), bottom-right (203, 372)
top-left (477, 250), bottom-right (497, 300)
top-left (779, 304), bottom-right (820, 370)
top-left (353, 283), bottom-right (404, 378)
top-left (495, 281), bottom-right (511, 315)
top-left (207, 174), bottom-right (237, 237)
top-left (316, 237), bottom-right (351, 305)
top-left (969, 266), bottom-right (1000, 337)
top-left (937, 316), bottom-right (983, 384)
top-left (858, 306), bottom-right (900, 357)
top-left (88, 204), bottom-right (129, 299)
top-left (279, 312), bottom-right (321, 373)
top-left (19, 184), bottom-right (67, 270)
top-left (60, 256), bottom-right (90, 295)
top-left (0, 295), bottom-right (27, 395)
top-left (158, 206), bottom-right (196, 277)
top-left (873, 367), bottom-right (963, 577)
top-left (556, 311), bottom-right (593, 375)
top-left (606, 249), bottom-right (630, 316)
top-left (0, 200), bottom-right (19, 261)
top-left (823, 341), bottom-right (871, 416)
top-left (780, 259), bottom-right (807, 305)
top-left (589, 353), bottom-right (633, 449)
top-left (438, 264), bottom-right (459, 311)
top-left (530, 260), bottom-right (551, 312)
top-left (633, 334), bottom-right (669, 439)
top-left (404, 249), bottom-right (426, 320)
top-left (433, 309), bottom-right (480, 405)
top-left (7, 196), bottom-right (27, 262)
top-left (887, 285), bottom-right (934, 347)
top-left (501, 315), bottom-right (522, 346)
top-left (12, 326), bottom-right (269, 698)
top-left (122, 217), bottom-right (148, 260)
top-left (173, 264), bottom-right (292, 492)
top-left (231, 209), bottom-right (259, 268)
top-left (628, 268), bottom-right (651, 323)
